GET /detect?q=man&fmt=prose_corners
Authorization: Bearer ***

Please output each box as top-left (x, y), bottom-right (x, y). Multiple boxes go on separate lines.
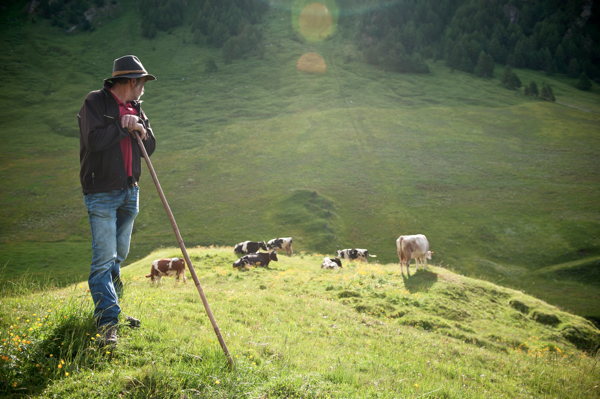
top-left (78, 55), bottom-right (156, 345)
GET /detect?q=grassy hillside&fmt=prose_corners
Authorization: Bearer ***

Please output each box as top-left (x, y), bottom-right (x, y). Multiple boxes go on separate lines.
top-left (0, 0), bottom-right (599, 323)
top-left (1, 247), bottom-right (599, 398)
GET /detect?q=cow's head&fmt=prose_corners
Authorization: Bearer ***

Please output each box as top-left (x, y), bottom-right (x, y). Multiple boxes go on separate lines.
top-left (260, 241), bottom-right (268, 250)
top-left (269, 251), bottom-right (278, 261)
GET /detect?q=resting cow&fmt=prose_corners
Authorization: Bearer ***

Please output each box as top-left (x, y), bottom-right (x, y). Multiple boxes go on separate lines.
top-left (267, 237), bottom-right (293, 256)
top-left (336, 248), bottom-right (374, 262)
top-left (146, 258), bottom-right (186, 283)
top-left (396, 234), bottom-right (432, 274)
top-left (321, 257), bottom-right (342, 269)
top-left (233, 251), bottom-right (278, 268)
top-left (234, 240), bottom-right (268, 255)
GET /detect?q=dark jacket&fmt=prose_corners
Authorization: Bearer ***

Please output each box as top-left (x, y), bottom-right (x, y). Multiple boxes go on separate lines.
top-left (78, 87), bottom-right (156, 194)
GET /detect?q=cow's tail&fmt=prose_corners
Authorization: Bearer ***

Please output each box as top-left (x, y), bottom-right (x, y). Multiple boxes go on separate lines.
top-left (145, 274), bottom-right (152, 278)
top-left (368, 254), bottom-right (377, 258)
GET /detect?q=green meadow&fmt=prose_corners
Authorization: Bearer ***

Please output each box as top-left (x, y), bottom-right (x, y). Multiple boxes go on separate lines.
top-left (1, 247), bottom-right (599, 397)
top-left (0, 1), bottom-right (599, 394)
top-left (1, 2), bottom-right (598, 318)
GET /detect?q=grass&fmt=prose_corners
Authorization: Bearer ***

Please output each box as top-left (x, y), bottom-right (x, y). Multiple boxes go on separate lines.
top-left (1, 247), bottom-right (599, 398)
top-left (0, 0), bottom-right (599, 323)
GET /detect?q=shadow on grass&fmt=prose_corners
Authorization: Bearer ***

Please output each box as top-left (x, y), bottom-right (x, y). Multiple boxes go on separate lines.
top-left (402, 268), bottom-right (438, 293)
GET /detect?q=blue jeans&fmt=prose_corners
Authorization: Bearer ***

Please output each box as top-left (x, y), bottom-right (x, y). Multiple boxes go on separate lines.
top-left (84, 186), bottom-right (139, 327)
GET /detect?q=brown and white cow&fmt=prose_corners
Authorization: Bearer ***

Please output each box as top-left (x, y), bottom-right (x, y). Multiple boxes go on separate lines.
top-left (396, 234), bottom-right (432, 274)
top-left (146, 257), bottom-right (186, 283)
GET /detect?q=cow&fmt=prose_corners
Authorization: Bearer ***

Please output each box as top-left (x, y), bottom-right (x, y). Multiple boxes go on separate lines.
top-left (267, 237), bottom-right (293, 256)
top-left (336, 248), bottom-right (375, 262)
top-left (146, 257), bottom-right (186, 283)
top-left (233, 251), bottom-right (278, 269)
top-left (321, 257), bottom-right (342, 269)
top-left (234, 240), bottom-right (268, 255)
top-left (396, 234), bottom-right (432, 274)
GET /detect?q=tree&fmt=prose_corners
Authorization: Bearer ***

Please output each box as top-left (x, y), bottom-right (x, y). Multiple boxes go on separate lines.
top-left (540, 83), bottom-right (555, 101)
top-left (474, 51), bottom-right (494, 78)
top-left (501, 67), bottom-right (521, 90)
top-left (524, 81), bottom-right (538, 97)
top-left (575, 73), bottom-right (592, 91)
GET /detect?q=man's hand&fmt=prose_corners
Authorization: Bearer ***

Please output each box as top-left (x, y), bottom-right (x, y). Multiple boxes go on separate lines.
top-left (121, 114), bottom-right (147, 140)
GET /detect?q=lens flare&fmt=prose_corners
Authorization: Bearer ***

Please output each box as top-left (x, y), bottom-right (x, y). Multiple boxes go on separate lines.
top-left (296, 52), bottom-right (327, 74)
top-left (299, 3), bottom-right (333, 41)
top-left (292, 0), bottom-right (338, 42)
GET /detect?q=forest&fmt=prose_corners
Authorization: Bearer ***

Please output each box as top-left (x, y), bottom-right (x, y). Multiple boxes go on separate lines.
top-left (31, 0), bottom-right (599, 85)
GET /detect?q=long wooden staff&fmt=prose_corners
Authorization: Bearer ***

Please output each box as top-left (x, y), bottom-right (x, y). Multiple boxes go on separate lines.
top-left (135, 134), bottom-right (234, 369)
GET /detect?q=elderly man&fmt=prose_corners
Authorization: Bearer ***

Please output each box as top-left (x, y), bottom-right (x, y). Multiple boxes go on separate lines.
top-left (78, 55), bottom-right (156, 345)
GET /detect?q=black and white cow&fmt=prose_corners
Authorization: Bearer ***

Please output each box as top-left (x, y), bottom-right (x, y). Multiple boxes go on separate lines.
top-left (336, 248), bottom-right (375, 262)
top-left (233, 251), bottom-right (279, 268)
top-left (234, 240), bottom-right (268, 255)
top-left (267, 237), bottom-right (293, 256)
top-left (321, 257), bottom-right (342, 269)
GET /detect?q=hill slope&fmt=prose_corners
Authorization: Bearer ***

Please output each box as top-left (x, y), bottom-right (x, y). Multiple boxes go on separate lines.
top-left (0, 1), bottom-right (599, 321)
top-left (1, 247), bottom-right (599, 398)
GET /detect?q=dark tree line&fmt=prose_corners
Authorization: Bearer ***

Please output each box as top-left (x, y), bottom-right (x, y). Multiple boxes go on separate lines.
top-left (30, 0), bottom-right (599, 83)
top-left (36, 0), bottom-right (107, 30)
top-left (349, 0), bottom-right (599, 82)
top-left (137, 0), bottom-right (268, 62)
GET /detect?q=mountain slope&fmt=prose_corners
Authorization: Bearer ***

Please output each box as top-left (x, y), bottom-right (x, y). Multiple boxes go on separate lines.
top-left (1, 247), bottom-right (598, 397)
top-left (0, 1), bottom-right (598, 322)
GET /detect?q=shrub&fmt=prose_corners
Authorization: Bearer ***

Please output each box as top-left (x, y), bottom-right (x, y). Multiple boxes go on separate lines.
top-left (531, 310), bottom-right (560, 326)
top-left (501, 67), bottom-right (522, 90)
top-left (540, 83), bottom-right (555, 101)
top-left (561, 324), bottom-right (600, 351)
top-left (204, 59), bottom-right (218, 73)
top-left (575, 73), bottom-right (592, 91)
top-left (338, 290), bottom-right (361, 298)
top-left (524, 81), bottom-right (539, 97)
top-left (509, 299), bottom-right (530, 314)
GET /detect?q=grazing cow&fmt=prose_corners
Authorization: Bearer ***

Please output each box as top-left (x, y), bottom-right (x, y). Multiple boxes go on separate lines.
top-left (146, 258), bottom-right (186, 283)
top-left (321, 257), bottom-right (342, 269)
top-left (234, 240), bottom-right (268, 255)
top-left (396, 234), bottom-right (432, 274)
top-left (267, 237), bottom-right (293, 256)
top-left (336, 248), bottom-right (375, 262)
top-left (233, 251), bottom-right (278, 268)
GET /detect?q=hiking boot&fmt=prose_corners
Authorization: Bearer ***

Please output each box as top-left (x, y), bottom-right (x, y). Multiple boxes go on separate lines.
top-left (125, 315), bottom-right (141, 329)
top-left (98, 324), bottom-right (118, 346)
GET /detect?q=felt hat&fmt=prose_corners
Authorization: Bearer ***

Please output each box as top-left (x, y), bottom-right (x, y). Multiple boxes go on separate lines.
top-left (104, 55), bottom-right (156, 84)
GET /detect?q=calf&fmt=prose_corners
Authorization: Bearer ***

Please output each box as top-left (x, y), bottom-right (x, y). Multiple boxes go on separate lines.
top-left (146, 258), bottom-right (186, 283)
top-left (267, 237), bottom-right (293, 256)
top-left (336, 248), bottom-right (374, 262)
top-left (321, 257), bottom-right (342, 269)
top-left (396, 234), bottom-right (432, 274)
top-left (233, 251), bottom-right (278, 268)
top-left (234, 240), bottom-right (268, 255)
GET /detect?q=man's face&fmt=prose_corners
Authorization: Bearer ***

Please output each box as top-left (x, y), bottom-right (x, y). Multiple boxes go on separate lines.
top-left (131, 78), bottom-right (146, 101)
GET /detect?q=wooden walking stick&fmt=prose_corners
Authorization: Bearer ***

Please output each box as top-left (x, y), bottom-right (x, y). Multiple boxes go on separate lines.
top-left (135, 133), bottom-right (234, 369)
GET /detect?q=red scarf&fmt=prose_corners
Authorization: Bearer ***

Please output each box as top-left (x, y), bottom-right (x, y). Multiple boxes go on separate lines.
top-left (110, 92), bottom-right (138, 177)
